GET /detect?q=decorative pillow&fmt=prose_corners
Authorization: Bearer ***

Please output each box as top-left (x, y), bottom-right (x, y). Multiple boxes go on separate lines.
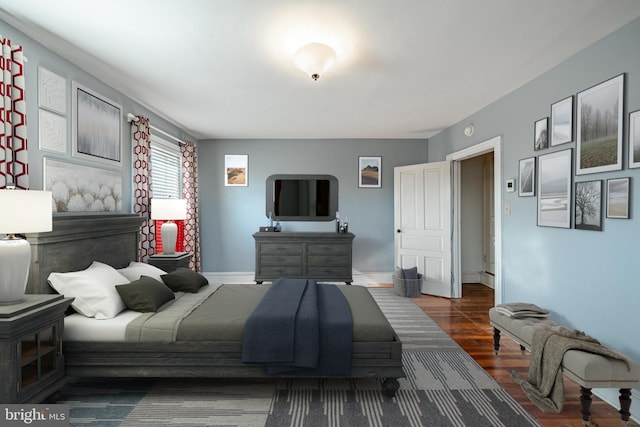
top-left (402, 266), bottom-right (419, 281)
top-left (161, 268), bottom-right (208, 293)
top-left (118, 261), bottom-right (166, 282)
top-left (116, 276), bottom-right (175, 312)
top-left (47, 261), bottom-right (129, 319)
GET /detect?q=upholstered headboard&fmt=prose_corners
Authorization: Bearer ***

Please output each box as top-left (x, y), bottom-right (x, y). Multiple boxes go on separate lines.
top-left (25, 214), bottom-right (145, 294)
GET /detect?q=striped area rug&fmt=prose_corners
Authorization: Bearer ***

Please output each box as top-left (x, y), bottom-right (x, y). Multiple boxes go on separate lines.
top-left (56, 287), bottom-right (540, 426)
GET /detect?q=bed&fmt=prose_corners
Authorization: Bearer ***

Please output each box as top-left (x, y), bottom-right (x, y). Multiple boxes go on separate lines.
top-left (26, 214), bottom-right (404, 395)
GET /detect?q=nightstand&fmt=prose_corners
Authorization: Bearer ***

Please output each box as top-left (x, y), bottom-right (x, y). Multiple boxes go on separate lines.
top-left (0, 294), bottom-right (73, 403)
top-left (148, 252), bottom-right (192, 273)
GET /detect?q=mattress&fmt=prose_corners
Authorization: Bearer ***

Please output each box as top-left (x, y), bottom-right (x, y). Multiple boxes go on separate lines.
top-left (64, 283), bottom-right (395, 343)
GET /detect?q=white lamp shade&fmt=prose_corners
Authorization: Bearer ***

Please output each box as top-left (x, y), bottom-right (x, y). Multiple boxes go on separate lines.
top-left (293, 42), bottom-right (337, 80)
top-left (151, 198), bottom-right (187, 220)
top-left (0, 190), bottom-right (53, 234)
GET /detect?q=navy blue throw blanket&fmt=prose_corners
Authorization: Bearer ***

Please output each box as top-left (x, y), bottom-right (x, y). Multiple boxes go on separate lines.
top-left (241, 278), bottom-right (353, 376)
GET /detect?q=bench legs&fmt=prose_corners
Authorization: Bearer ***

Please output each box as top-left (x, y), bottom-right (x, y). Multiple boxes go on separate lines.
top-left (580, 387), bottom-right (633, 426)
top-left (492, 327), bottom-right (525, 354)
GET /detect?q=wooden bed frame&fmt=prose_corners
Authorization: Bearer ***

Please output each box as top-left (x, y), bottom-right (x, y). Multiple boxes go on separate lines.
top-left (26, 214), bottom-right (404, 395)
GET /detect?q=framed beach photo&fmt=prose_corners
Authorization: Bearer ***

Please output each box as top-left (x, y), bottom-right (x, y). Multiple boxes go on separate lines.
top-left (576, 74), bottom-right (624, 175)
top-left (358, 156), bottom-right (382, 188)
top-left (575, 180), bottom-right (602, 231)
top-left (225, 154), bottom-right (248, 186)
top-left (72, 81), bottom-right (123, 166)
top-left (534, 117), bottom-right (549, 151)
top-left (550, 96), bottom-right (573, 146)
top-left (537, 149), bottom-right (572, 228)
top-left (518, 157), bottom-right (535, 197)
top-left (629, 110), bottom-right (640, 169)
top-left (606, 177), bottom-right (630, 219)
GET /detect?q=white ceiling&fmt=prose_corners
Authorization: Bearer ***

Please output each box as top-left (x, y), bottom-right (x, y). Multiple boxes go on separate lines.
top-left (1, 0), bottom-right (640, 140)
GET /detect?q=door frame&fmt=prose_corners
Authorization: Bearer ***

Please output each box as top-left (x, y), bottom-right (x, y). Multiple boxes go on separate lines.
top-left (446, 135), bottom-right (502, 304)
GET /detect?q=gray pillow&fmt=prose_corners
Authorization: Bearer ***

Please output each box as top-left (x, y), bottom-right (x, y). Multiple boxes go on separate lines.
top-left (116, 275), bottom-right (175, 312)
top-left (161, 268), bottom-right (208, 293)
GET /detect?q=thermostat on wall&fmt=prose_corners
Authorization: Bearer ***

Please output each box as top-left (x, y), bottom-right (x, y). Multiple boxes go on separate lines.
top-left (506, 179), bottom-right (515, 192)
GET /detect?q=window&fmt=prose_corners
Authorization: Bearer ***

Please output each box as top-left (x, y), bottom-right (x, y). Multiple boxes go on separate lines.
top-left (150, 134), bottom-right (182, 199)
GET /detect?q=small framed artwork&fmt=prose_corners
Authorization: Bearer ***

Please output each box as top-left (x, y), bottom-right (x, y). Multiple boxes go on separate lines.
top-left (576, 74), bottom-right (624, 175)
top-left (575, 180), bottom-right (602, 231)
top-left (534, 117), bottom-right (549, 151)
top-left (606, 177), bottom-right (630, 219)
top-left (38, 66), bottom-right (66, 115)
top-left (358, 156), bottom-right (382, 188)
top-left (72, 81), bottom-right (123, 166)
top-left (629, 110), bottom-right (640, 169)
top-left (225, 154), bottom-right (248, 186)
top-left (518, 157), bottom-right (535, 197)
top-left (537, 148), bottom-right (572, 228)
top-left (550, 96), bottom-right (573, 146)
top-left (39, 109), bottom-right (67, 153)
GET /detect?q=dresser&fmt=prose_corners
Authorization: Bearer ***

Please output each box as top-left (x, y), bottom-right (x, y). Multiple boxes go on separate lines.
top-left (0, 294), bottom-right (73, 403)
top-left (253, 232), bottom-right (354, 284)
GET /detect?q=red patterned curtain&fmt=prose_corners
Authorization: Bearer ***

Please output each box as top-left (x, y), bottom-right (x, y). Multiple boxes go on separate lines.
top-left (0, 36), bottom-right (28, 189)
top-left (181, 141), bottom-right (201, 271)
top-left (131, 116), bottom-right (155, 261)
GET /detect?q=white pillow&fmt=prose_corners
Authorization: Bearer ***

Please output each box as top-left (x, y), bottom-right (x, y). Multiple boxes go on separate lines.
top-left (117, 261), bottom-right (166, 282)
top-left (48, 261), bottom-right (129, 319)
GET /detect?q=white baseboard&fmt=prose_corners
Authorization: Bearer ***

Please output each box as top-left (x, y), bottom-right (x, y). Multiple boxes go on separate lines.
top-left (462, 270), bottom-right (494, 288)
top-left (592, 387), bottom-right (639, 424)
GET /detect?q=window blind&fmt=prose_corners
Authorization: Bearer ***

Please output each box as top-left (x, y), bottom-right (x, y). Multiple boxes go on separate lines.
top-left (150, 134), bottom-right (182, 199)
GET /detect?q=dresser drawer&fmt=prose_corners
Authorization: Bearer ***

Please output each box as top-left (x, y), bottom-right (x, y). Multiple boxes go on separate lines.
top-left (307, 255), bottom-right (349, 266)
top-left (307, 266), bottom-right (351, 277)
top-left (261, 255), bottom-right (302, 266)
top-left (259, 243), bottom-right (302, 255)
top-left (258, 265), bottom-right (303, 277)
top-left (307, 243), bottom-right (350, 256)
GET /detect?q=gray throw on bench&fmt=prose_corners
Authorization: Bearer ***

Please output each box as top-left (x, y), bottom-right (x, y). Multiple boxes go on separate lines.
top-left (241, 278), bottom-right (353, 376)
top-left (511, 324), bottom-right (632, 413)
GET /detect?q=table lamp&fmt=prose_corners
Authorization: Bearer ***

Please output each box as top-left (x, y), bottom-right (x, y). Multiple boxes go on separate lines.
top-left (0, 189), bottom-right (53, 304)
top-left (150, 198), bottom-right (187, 255)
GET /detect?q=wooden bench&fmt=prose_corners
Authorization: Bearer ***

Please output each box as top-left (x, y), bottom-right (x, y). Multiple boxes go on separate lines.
top-left (489, 307), bottom-right (640, 426)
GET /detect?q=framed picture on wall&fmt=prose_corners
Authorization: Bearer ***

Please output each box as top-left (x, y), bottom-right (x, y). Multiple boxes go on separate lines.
top-left (576, 74), bottom-right (624, 175)
top-left (358, 156), bottom-right (382, 188)
top-left (606, 177), bottom-right (630, 219)
top-left (224, 154), bottom-right (248, 186)
top-left (537, 148), bottom-right (572, 228)
top-left (518, 157), bottom-right (535, 197)
top-left (575, 180), bottom-right (602, 231)
top-left (629, 110), bottom-right (640, 169)
top-left (534, 117), bottom-right (549, 151)
top-left (38, 66), bottom-right (67, 115)
top-left (72, 81), bottom-right (123, 166)
top-left (550, 96), bottom-right (573, 146)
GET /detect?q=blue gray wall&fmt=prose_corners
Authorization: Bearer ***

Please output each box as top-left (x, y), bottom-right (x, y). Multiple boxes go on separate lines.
top-left (198, 139), bottom-right (427, 273)
top-left (430, 18), bottom-right (640, 408)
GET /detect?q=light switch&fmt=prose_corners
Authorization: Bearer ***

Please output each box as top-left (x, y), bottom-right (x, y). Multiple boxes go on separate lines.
top-left (504, 203), bottom-right (511, 215)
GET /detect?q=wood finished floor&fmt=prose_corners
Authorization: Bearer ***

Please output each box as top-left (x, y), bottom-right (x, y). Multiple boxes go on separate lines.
top-left (383, 283), bottom-right (638, 427)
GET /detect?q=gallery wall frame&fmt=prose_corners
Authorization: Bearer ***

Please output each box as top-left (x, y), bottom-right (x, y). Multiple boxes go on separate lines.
top-left (38, 66), bottom-right (66, 115)
top-left (358, 156), bottom-right (382, 188)
top-left (38, 109), bottom-right (67, 153)
top-left (44, 157), bottom-right (122, 213)
top-left (575, 180), bottom-right (602, 231)
top-left (629, 110), bottom-right (640, 169)
top-left (537, 148), bottom-right (572, 228)
top-left (225, 154), bottom-right (248, 186)
top-left (576, 74), bottom-right (624, 175)
top-left (518, 157), bottom-right (535, 197)
top-left (72, 81), bottom-right (123, 166)
top-left (550, 95), bottom-right (573, 146)
top-left (534, 117), bottom-right (549, 151)
top-left (606, 177), bottom-right (630, 219)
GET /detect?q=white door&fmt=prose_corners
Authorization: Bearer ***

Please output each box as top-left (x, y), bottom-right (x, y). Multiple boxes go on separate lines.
top-left (394, 161), bottom-right (452, 297)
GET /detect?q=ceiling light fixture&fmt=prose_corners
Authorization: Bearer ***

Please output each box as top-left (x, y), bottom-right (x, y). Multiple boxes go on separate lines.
top-left (293, 42), bottom-right (337, 81)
